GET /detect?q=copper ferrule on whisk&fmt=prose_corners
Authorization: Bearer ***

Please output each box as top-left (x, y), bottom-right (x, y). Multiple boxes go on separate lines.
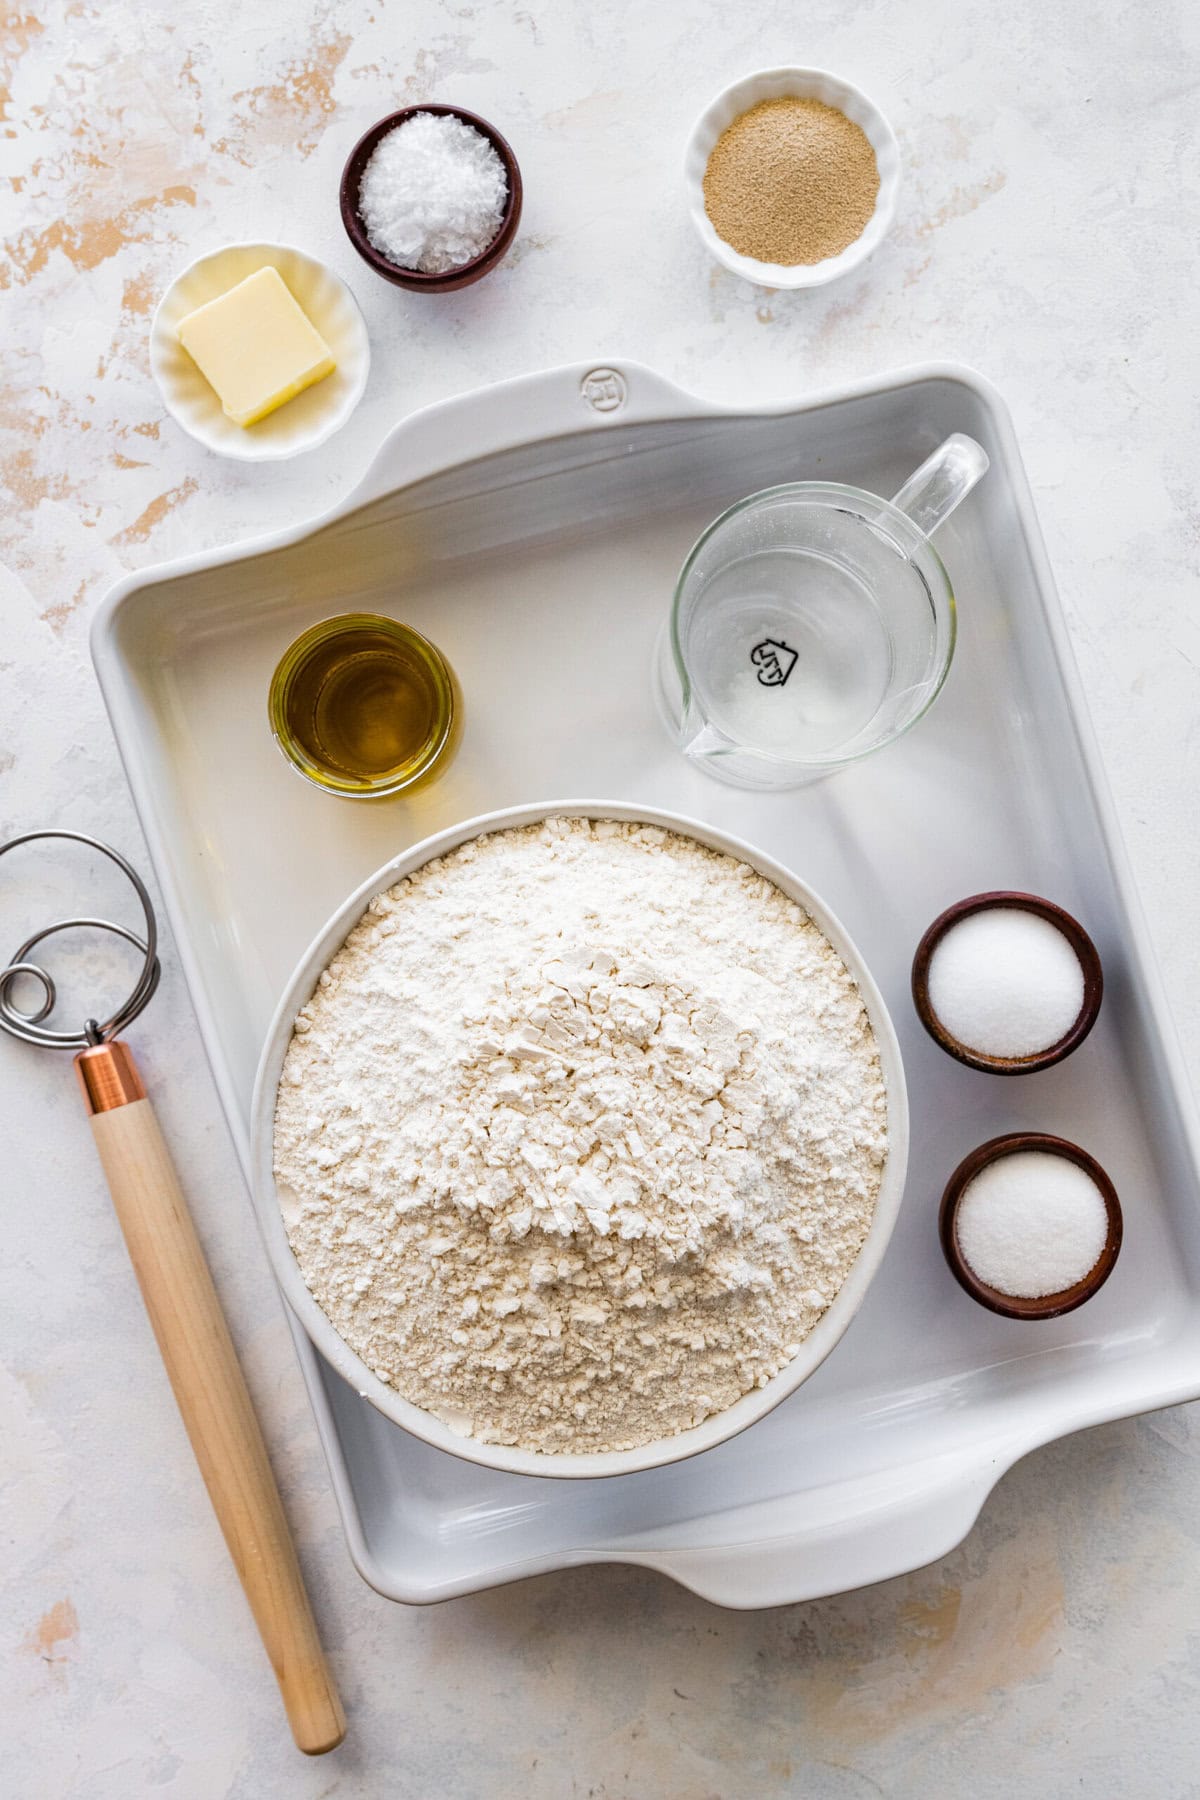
top-left (75, 1040), bottom-right (146, 1115)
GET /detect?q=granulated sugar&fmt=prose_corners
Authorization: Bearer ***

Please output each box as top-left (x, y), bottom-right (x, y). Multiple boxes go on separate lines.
top-left (957, 1151), bottom-right (1108, 1298)
top-left (274, 818), bottom-right (889, 1454)
top-left (702, 96), bottom-right (880, 265)
top-left (927, 908), bottom-right (1085, 1059)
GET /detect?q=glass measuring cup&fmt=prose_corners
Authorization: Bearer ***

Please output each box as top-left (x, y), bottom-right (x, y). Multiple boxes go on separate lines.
top-left (656, 433), bottom-right (989, 787)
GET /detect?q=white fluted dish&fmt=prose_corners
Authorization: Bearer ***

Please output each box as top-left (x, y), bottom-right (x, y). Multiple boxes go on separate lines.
top-left (150, 241), bottom-right (370, 461)
top-left (684, 66), bottom-right (900, 289)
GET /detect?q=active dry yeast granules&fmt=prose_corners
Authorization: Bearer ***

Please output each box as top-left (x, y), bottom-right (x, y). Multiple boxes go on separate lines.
top-left (702, 96), bottom-right (880, 265)
top-left (275, 818), bottom-right (888, 1455)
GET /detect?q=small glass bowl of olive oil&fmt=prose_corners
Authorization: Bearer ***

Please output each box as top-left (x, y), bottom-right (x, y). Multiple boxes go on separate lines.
top-left (268, 613), bottom-right (458, 798)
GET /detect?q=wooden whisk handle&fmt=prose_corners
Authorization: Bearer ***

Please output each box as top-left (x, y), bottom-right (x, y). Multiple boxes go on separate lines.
top-left (76, 1040), bottom-right (346, 1756)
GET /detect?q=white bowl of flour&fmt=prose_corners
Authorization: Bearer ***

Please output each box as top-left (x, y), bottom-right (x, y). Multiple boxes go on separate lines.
top-left (251, 802), bottom-right (909, 1479)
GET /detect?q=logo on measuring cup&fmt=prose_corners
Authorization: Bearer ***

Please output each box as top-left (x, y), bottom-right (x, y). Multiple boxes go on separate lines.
top-left (750, 638), bottom-right (797, 688)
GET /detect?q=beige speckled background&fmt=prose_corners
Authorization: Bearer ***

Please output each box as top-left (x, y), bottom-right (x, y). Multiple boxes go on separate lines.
top-left (3, 2), bottom-right (1200, 1795)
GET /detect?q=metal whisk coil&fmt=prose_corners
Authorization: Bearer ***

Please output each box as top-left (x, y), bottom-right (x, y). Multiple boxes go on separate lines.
top-left (0, 829), bottom-right (160, 1049)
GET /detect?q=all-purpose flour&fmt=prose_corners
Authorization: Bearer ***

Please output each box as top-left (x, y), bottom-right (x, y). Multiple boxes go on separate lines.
top-left (274, 818), bottom-right (889, 1454)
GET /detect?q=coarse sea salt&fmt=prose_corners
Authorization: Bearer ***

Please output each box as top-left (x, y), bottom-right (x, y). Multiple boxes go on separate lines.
top-left (358, 111), bottom-right (507, 274)
top-left (956, 1151), bottom-right (1108, 1298)
top-left (927, 907), bottom-right (1084, 1059)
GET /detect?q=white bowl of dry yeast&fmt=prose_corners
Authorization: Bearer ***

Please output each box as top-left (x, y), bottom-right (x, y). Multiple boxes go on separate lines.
top-left (685, 66), bottom-right (900, 289)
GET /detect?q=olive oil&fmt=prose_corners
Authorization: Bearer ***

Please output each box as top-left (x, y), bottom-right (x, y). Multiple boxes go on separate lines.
top-left (269, 615), bottom-right (457, 797)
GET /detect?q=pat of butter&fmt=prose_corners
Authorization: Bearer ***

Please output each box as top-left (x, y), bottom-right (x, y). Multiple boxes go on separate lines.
top-left (176, 266), bottom-right (336, 428)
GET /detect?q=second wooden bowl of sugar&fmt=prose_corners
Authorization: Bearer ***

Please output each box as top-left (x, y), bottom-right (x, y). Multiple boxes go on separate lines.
top-left (684, 66), bottom-right (900, 289)
top-left (940, 1133), bottom-right (1123, 1320)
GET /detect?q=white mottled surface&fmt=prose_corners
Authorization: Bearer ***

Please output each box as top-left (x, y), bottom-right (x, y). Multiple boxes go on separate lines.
top-left (3, 2), bottom-right (1199, 1794)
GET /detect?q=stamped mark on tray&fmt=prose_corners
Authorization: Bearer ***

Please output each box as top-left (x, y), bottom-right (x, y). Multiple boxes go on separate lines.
top-left (580, 367), bottom-right (626, 413)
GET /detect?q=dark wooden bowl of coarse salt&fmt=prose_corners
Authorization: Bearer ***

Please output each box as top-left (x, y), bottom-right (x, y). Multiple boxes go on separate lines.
top-left (339, 104), bottom-right (522, 293)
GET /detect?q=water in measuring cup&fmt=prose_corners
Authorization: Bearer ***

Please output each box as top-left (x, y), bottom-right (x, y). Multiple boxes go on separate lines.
top-left (689, 544), bottom-right (894, 761)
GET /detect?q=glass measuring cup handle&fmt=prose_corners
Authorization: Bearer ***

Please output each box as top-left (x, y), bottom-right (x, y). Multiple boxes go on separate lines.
top-left (889, 432), bottom-right (990, 538)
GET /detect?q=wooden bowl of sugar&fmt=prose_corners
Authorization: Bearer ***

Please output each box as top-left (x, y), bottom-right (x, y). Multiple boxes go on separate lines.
top-left (911, 891), bottom-right (1103, 1075)
top-left (940, 1133), bottom-right (1122, 1319)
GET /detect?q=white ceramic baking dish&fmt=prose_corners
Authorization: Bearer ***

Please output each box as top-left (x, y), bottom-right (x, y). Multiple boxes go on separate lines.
top-left (89, 360), bottom-right (1200, 1607)
top-left (250, 800), bottom-right (910, 1479)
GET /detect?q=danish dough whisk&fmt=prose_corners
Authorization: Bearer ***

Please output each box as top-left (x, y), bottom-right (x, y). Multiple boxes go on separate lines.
top-left (0, 829), bottom-right (345, 1756)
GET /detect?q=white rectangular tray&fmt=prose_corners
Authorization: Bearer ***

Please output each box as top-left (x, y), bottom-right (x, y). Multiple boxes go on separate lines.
top-left (91, 360), bottom-right (1200, 1608)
